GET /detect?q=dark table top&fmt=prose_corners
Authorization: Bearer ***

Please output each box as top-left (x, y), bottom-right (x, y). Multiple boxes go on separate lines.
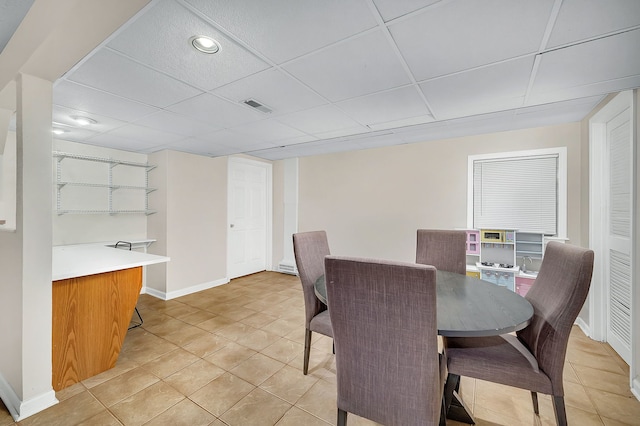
top-left (315, 270), bottom-right (534, 337)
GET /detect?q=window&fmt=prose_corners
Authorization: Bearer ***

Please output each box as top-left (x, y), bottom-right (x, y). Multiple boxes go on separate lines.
top-left (467, 148), bottom-right (567, 237)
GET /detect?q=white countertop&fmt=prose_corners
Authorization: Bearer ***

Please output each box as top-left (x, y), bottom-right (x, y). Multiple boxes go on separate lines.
top-left (53, 243), bottom-right (169, 281)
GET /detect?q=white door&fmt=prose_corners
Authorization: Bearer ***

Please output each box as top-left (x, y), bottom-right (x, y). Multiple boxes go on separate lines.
top-left (227, 158), bottom-right (271, 279)
top-left (605, 106), bottom-right (633, 364)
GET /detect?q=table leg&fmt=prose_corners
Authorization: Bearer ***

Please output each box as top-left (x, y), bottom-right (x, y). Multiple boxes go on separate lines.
top-left (444, 373), bottom-right (475, 424)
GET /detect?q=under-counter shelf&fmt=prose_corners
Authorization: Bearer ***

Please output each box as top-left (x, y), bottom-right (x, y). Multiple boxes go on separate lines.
top-left (54, 151), bottom-right (156, 215)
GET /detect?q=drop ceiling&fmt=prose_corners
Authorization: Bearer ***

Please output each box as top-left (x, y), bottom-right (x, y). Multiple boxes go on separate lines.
top-left (10, 0), bottom-right (640, 160)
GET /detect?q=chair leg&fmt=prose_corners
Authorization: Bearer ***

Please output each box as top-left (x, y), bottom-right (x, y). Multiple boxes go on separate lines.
top-left (552, 396), bottom-right (567, 426)
top-left (337, 408), bottom-right (347, 426)
top-left (303, 329), bottom-right (312, 375)
top-left (439, 396), bottom-right (447, 426)
top-left (531, 391), bottom-right (539, 415)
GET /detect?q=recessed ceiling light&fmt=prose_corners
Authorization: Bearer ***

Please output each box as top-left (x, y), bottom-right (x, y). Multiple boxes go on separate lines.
top-left (52, 128), bottom-right (68, 135)
top-left (190, 35), bottom-right (220, 54)
top-left (71, 116), bottom-right (97, 126)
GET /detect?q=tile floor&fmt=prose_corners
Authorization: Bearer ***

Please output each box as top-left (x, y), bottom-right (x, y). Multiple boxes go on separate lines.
top-left (2, 271), bottom-right (640, 425)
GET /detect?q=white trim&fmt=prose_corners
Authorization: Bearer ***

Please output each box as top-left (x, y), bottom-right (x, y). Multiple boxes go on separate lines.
top-left (279, 158), bottom-right (299, 275)
top-left (145, 277), bottom-right (229, 301)
top-left (467, 147), bottom-right (567, 238)
top-left (0, 373), bottom-right (57, 421)
top-left (575, 317), bottom-right (592, 340)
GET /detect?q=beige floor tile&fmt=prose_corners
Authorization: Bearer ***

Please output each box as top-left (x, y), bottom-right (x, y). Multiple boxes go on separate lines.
top-left (182, 332), bottom-right (232, 358)
top-left (295, 379), bottom-right (338, 424)
top-left (260, 365), bottom-right (319, 404)
top-left (204, 342), bottom-right (257, 370)
top-left (567, 347), bottom-right (628, 375)
top-left (573, 364), bottom-right (634, 397)
top-left (189, 372), bottom-right (255, 417)
top-left (220, 388), bottom-right (291, 426)
top-left (197, 315), bottom-right (236, 333)
top-left (230, 353), bottom-right (286, 386)
top-left (164, 359), bottom-right (225, 396)
top-left (75, 410), bottom-right (122, 426)
top-left (474, 380), bottom-right (541, 419)
top-left (235, 328), bottom-right (282, 351)
top-left (214, 305), bottom-right (257, 322)
top-left (54, 381), bottom-right (85, 402)
top-left (275, 406), bottom-right (330, 426)
top-left (161, 324), bottom-right (212, 347)
top-left (91, 367), bottom-right (159, 407)
top-left (601, 416), bottom-right (638, 425)
top-left (141, 348), bottom-right (200, 379)
top-left (0, 401), bottom-right (13, 426)
top-left (143, 398), bottom-right (216, 426)
top-left (19, 391), bottom-right (105, 426)
top-left (261, 318), bottom-right (300, 337)
top-left (564, 380), bottom-right (598, 413)
top-left (537, 404), bottom-right (604, 426)
top-left (471, 404), bottom-right (540, 425)
top-left (179, 310), bottom-right (218, 326)
top-left (142, 316), bottom-right (189, 336)
top-left (110, 381), bottom-right (184, 426)
top-left (80, 355), bottom-right (140, 389)
top-left (213, 322), bottom-right (259, 341)
top-left (261, 337), bottom-right (304, 364)
top-left (239, 312), bottom-right (278, 328)
top-left (586, 387), bottom-right (640, 425)
top-left (118, 333), bottom-right (178, 365)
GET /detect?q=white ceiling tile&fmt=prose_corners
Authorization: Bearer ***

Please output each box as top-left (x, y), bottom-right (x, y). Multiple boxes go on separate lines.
top-left (283, 30), bottom-right (411, 102)
top-left (67, 48), bottom-right (202, 108)
top-left (168, 93), bottom-right (263, 128)
top-left (213, 68), bottom-right (327, 115)
top-left (107, 0), bottom-right (269, 91)
top-left (371, 0), bottom-right (440, 22)
top-left (195, 129), bottom-right (266, 151)
top-left (228, 119), bottom-right (308, 142)
top-left (0, 0), bottom-right (34, 53)
top-left (103, 123), bottom-right (185, 145)
top-left (367, 115), bottom-right (434, 131)
top-left (165, 136), bottom-right (243, 157)
top-left (313, 126), bottom-right (370, 140)
top-left (185, 0), bottom-right (377, 64)
top-left (336, 86), bottom-right (431, 126)
top-left (52, 127), bottom-right (100, 143)
top-left (531, 29), bottom-right (640, 100)
top-left (52, 106), bottom-right (127, 133)
top-left (276, 105), bottom-right (367, 135)
top-left (390, 0), bottom-right (555, 80)
top-left (420, 57), bottom-right (534, 120)
top-left (518, 95), bottom-right (604, 116)
top-left (133, 110), bottom-right (221, 137)
top-left (84, 133), bottom-right (162, 152)
top-left (53, 80), bottom-right (160, 122)
top-left (547, 0), bottom-right (640, 48)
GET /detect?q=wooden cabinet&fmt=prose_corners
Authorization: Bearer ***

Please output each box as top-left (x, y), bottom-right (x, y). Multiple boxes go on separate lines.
top-left (52, 267), bottom-right (142, 391)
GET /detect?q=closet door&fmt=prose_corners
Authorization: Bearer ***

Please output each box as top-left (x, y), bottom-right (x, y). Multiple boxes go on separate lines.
top-left (606, 106), bottom-right (633, 364)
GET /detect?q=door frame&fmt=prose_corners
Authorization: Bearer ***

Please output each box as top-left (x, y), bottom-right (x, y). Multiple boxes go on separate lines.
top-left (227, 156), bottom-right (273, 278)
top-left (588, 90), bottom-right (638, 397)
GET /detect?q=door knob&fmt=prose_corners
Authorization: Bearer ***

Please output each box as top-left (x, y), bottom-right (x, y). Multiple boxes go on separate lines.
top-left (230, 224), bottom-right (235, 228)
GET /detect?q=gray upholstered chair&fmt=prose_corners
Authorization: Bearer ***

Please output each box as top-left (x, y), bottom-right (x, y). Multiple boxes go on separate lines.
top-left (324, 256), bottom-right (446, 426)
top-left (416, 229), bottom-right (467, 275)
top-left (292, 231), bottom-right (333, 375)
top-left (443, 242), bottom-right (594, 426)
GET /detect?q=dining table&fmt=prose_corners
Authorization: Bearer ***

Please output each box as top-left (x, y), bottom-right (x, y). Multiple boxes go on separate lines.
top-left (314, 269), bottom-right (535, 424)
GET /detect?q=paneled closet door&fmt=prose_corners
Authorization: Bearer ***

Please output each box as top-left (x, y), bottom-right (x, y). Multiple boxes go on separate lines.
top-left (606, 106), bottom-right (633, 364)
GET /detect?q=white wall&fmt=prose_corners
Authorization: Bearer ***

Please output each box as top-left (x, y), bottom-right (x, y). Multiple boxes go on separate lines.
top-left (296, 123), bottom-right (584, 263)
top-left (52, 140), bottom-right (149, 245)
top-left (0, 131), bottom-right (16, 230)
top-left (0, 74), bottom-right (56, 420)
top-left (147, 150), bottom-right (228, 299)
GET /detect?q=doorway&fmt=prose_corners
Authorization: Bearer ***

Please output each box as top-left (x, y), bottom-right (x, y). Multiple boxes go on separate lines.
top-left (589, 91), bottom-right (636, 365)
top-left (227, 157), bottom-right (272, 279)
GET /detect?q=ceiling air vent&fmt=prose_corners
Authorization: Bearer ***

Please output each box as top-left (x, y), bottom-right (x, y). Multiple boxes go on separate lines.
top-left (243, 99), bottom-right (272, 114)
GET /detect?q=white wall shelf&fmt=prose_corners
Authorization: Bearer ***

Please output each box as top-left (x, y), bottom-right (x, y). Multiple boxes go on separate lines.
top-left (53, 151), bottom-right (156, 215)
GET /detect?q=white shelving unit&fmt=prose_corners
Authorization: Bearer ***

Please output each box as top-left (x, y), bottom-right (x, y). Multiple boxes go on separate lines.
top-left (54, 151), bottom-right (157, 215)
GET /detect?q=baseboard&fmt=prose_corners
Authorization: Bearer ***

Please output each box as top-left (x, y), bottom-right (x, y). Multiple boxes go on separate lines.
top-left (632, 377), bottom-right (640, 402)
top-left (0, 373), bottom-right (58, 421)
top-left (574, 317), bottom-right (591, 338)
top-left (145, 277), bottom-right (229, 301)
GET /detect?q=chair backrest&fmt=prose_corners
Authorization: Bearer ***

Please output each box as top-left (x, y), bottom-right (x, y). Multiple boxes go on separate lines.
top-left (416, 229), bottom-right (467, 275)
top-left (293, 231), bottom-right (331, 327)
top-left (517, 242), bottom-right (594, 395)
top-left (325, 256), bottom-right (442, 426)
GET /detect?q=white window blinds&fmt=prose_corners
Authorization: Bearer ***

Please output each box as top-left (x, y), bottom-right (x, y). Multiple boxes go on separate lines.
top-left (473, 155), bottom-right (558, 234)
